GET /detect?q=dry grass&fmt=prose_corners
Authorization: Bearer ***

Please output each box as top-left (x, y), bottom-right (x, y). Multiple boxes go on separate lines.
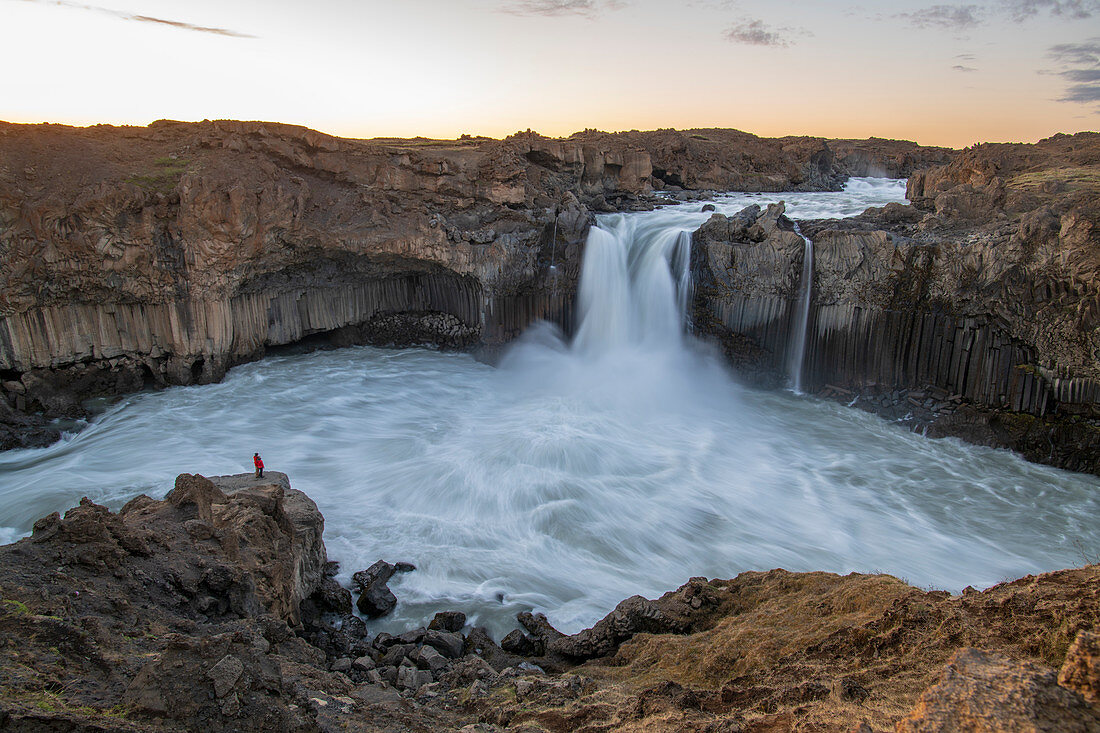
top-left (1007, 165), bottom-right (1100, 192)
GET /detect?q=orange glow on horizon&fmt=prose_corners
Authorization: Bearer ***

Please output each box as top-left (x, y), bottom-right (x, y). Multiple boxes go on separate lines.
top-left (3, 110), bottom-right (1094, 151)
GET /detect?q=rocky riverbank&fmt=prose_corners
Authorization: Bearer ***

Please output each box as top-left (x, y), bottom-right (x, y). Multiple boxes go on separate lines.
top-left (691, 131), bottom-right (1100, 474)
top-left (0, 473), bottom-right (1097, 732)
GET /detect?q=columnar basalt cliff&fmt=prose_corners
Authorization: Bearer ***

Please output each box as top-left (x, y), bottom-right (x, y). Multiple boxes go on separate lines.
top-left (0, 120), bottom-right (923, 448)
top-left (693, 132), bottom-right (1100, 472)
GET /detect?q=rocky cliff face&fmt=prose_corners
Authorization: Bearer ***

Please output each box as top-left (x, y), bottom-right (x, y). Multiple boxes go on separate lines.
top-left (0, 121), bottom-right (925, 448)
top-left (693, 132), bottom-right (1100, 472)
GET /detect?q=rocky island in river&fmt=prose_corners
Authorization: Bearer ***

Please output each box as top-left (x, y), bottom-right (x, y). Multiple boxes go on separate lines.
top-left (0, 472), bottom-right (1096, 732)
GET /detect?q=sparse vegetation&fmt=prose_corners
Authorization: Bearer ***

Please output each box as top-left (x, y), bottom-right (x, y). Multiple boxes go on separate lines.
top-left (1007, 165), bottom-right (1100, 193)
top-left (1, 599), bottom-right (29, 616)
top-left (125, 156), bottom-right (189, 193)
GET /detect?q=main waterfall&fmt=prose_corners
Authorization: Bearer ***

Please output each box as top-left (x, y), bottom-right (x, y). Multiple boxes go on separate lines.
top-left (572, 215), bottom-right (694, 355)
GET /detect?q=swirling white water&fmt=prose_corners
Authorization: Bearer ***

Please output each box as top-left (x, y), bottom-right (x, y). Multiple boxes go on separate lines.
top-left (1, 178), bottom-right (1097, 638)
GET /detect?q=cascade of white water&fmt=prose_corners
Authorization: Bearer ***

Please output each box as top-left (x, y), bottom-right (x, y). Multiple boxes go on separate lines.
top-left (788, 227), bottom-right (814, 393)
top-left (571, 214), bottom-right (694, 355)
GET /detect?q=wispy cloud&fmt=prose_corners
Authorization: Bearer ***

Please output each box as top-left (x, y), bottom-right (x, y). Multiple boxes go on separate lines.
top-left (723, 18), bottom-right (792, 47)
top-left (1045, 38), bottom-right (1100, 103)
top-left (885, 1), bottom-right (1097, 31)
top-left (499, 0), bottom-right (625, 17)
top-left (12, 0), bottom-right (255, 37)
top-left (952, 64), bottom-right (978, 71)
top-left (1001, 0), bottom-right (1099, 20)
top-left (895, 4), bottom-right (982, 29)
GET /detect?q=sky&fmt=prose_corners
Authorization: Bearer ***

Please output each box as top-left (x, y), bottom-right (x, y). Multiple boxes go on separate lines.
top-left (1, 0), bottom-right (1098, 147)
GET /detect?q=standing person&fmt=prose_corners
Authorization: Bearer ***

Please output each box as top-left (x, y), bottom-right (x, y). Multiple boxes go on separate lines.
top-left (253, 452), bottom-right (264, 478)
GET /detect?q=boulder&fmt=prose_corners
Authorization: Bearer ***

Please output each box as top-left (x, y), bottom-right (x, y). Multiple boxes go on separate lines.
top-left (428, 610), bottom-right (466, 632)
top-left (501, 630), bottom-right (542, 657)
top-left (424, 630), bottom-right (466, 659)
top-left (352, 560), bottom-right (398, 618)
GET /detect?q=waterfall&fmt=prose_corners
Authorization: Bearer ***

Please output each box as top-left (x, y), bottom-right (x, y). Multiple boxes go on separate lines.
top-left (788, 227), bottom-right (814, 393)
top-left (571, 214), bottom-right (694, 355)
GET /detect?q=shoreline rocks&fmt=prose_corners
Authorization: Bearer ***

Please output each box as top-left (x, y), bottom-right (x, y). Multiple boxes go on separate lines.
top-left (1, 473), bottom-right (1098, 731)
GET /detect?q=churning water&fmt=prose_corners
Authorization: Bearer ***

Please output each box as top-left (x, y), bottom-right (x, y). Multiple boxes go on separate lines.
top-left (1, 179), bottom-right (1097, 638)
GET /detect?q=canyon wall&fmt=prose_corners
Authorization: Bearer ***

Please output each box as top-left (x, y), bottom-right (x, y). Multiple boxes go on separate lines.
top-left (0, 120), bottom-right (930, 446)
top-left (693, 132), bottom-right (1100, 470)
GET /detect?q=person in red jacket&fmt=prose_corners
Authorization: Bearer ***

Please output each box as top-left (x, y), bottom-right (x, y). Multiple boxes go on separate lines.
top-left (253, 452), bottom-right (264, 478)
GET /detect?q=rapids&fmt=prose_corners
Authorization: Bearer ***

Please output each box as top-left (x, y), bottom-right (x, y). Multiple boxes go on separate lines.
top-left (1, 178), bottom-right (1097, 638)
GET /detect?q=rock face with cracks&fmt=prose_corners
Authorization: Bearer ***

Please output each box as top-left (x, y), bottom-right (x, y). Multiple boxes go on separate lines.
top-left (0, 120), bottom-right (944, 449)
top-left (692, 132), bottom-right (1100, 473)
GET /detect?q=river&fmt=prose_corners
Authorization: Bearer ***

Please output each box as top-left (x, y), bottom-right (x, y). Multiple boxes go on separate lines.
top-left (1, 178), bottom-right (1097, 638)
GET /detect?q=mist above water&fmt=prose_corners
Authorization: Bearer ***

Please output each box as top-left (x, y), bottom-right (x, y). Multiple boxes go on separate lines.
top-left (1, 179), bottom-right (1097, 638)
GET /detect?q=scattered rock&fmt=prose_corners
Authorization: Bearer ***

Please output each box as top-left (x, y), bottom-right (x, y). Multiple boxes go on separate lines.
top-left (352, 560), bottom-right (398, 618)
top-left (428, 610), bottom-right (467, 632)
top-left (501, 629), bottom-right (542, 657)
top-left (424, 629), bottom-right (466, 659)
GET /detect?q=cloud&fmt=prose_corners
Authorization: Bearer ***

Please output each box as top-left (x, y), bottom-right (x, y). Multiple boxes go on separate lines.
top-left (952, 64), bottom-right (978, 71)
top-left (1062, 68), bottom-right (1100, 81)
top-left (723, 18), bottom-right (790, 46)
top-left (500, 0), bottom-right (625, 17)
top-left (1048, 39), bottom-right (1100, 66)
top-left (1001, 0), bottom-right (1099, 20)
top-left (1044, 38), bottom-right (1100, 104)
top-left (955, 53), bottom-right (977, 60)
top-left (11, 0), bottom-right (255, 37)
top-left (895, 4), bottom-right (982, 29)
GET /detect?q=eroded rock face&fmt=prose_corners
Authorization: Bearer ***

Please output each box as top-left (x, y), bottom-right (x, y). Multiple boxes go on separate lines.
top-left (692, 133), bottom-right (1100, 471)
top-left (896, 648), bottom-right (1100, 732)
top-left (0, 121), bottom-right (944, 448)
top-left (1, 472), bottom-right (1098, 731)
top-left (1060, 631), bottom-right (1100, 704)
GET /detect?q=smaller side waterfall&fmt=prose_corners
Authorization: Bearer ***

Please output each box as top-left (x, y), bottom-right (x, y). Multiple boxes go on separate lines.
top-left (788, 227), bottom-right (814, 393)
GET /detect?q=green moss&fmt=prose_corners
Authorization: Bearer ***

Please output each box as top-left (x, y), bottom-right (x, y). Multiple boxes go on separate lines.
top-left (125, 156), bottom-right (189, 193)
top-left (9, 691), bottom-right (131, 722)
top-left (1, 599), bottom-right (29, 616)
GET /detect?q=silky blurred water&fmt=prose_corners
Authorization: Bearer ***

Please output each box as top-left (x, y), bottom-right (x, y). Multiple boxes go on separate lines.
top-left (1, 178), bottom-right (1097, 637)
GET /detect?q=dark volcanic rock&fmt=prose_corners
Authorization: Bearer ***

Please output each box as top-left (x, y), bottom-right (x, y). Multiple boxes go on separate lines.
top-left (0, 472), bottom-right (406, 732)
top-left (691, 135), bottom-right (1100, 473)
top-left (549, 595), bottom-right (682, 661)
top-left (352, 560), bottom-right (398, 618)
top-left (428, 610), bottom-right (466, 632)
